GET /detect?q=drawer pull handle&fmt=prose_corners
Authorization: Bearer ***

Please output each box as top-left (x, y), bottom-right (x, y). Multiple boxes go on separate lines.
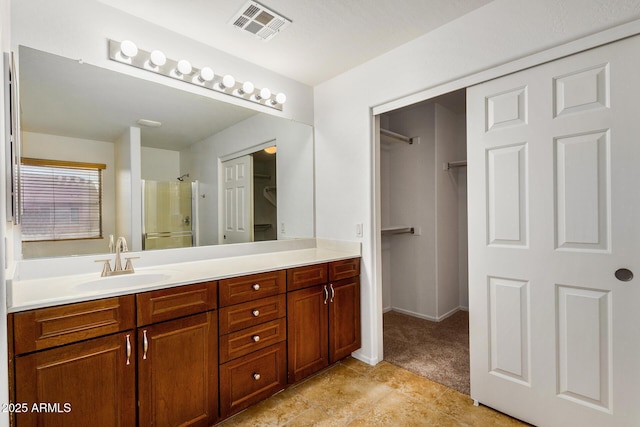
top-left (253, 283), bottom-right (260, 290)
top-left (323, 285), bottom-right (328, 305)
top-left (253, 373), bottom-right (261, 380)
top-left (125, 334), bottom-right (132, 366)
top-left (252, 335), bottom-right (260, 342)
top-left (330, 283), bottom-right (335, 303)
top-left (143, 330), bottom-right (149, 360)
top-left (252, 310), bottom-right (260, 317)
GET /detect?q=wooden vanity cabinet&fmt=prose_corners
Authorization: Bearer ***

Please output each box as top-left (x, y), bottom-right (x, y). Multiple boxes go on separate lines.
top-left (11, 296), bottom-right (137, 426)
top-left (287, 258), bottom-right (361, 383)
top-left (218, 271), bottom-right (287, 420)
top-left (136, 281), bottom-right (218, 427)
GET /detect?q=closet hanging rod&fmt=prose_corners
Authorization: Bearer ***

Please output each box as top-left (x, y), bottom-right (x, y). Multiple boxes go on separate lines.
top-left (445, 160), bottom-right (467, 170)
top-left (381, 226), bottom-right (415, 236)
top-left (380, 128), bottom-right (414, 144)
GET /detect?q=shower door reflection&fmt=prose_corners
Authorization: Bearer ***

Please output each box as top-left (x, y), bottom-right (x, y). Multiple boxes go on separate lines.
top-left (142, 180), bottom-right (197, 250)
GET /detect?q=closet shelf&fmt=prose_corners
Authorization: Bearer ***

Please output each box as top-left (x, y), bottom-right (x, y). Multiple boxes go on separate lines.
top-left (380, 128), bottom-right (414, 145)
top-left (381, 226), bottom-right (415, 236)
top-left (254, 223), bottom-right (273, 231)
top-left (254, 173), bottom-right (272, 179)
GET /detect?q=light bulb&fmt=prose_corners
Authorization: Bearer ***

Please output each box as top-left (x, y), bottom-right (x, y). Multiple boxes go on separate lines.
top-left (220, 74), bottom-right (236, 90)
top-left (198, 67), bottom-right (214, 82)
top-left (273, 93), bottom-right (287, 105)
top-left (149, 50), bottom-right (166, 67)
top-left (240, 81), bottom-right (255, 95)
top-left (120, 40), bottom-right (138, 59)
top-left (258, 87), bottom-right (271, 101)
top-left (176, 60), bottom-right (192, 76)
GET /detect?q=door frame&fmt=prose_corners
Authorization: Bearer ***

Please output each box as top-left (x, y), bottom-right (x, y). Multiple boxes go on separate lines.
top-left (368, 20), bottom-right (640, 366)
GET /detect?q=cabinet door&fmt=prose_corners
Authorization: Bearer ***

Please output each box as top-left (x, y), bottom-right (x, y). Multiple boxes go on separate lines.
top-left (329, 277), bottom-right (361, 363)
top-left (287, 284), bottom-right (329, 383)
top-left (138, 312), bottom-right (218, 427)
top-left (15, 332), bottom-right (136, 426)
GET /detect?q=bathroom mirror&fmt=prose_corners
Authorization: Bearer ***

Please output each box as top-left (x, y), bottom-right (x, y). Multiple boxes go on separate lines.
top-left (18, 46), bottom-right (314, 258)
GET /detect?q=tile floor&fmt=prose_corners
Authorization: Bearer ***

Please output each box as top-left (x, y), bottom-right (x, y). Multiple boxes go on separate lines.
top-left (217, 358), bottom-right (529, 426)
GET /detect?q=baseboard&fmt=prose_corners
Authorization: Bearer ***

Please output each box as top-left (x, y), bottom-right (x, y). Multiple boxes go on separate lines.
top-left (438, 306), bottom-right (461, 321)
top-left (389, 305), bottom-right (466, 322)
top-left (351, 350), bottom-right (378, 366)
top-left (383, 306), bottom-right (393, 313)
top-left (459, 306), bottom-right (469, 312)
top-left (390, 307), bottom-right (438, 321)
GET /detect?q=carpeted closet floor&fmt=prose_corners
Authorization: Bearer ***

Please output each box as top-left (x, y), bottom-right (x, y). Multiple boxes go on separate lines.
top-left (383, 310), bottom-right (470, 395)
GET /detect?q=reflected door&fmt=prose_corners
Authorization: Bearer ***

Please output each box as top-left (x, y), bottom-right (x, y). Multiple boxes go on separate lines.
top-left (222, 155), bottom-right (253, 244)
top-left (467, 36), bottom-right (640, 426)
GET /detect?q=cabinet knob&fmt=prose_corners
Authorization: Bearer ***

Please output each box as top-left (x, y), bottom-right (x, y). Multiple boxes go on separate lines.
top-left (252, 310), bottom-right (260, 317)
top-left (252, 335), bottom-right (260, 342)
top-left (253, 283), bottom-right (260, 290)
top-left (253, 373), bottom-right (261, 381)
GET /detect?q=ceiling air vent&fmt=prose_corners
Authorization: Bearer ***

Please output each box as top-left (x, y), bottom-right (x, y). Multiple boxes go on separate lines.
top-left (229, 1), bottom-right (292, 41)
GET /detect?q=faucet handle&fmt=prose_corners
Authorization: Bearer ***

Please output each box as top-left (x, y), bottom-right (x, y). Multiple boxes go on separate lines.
top-left (95, 259), bottom-right (112, 277)
top-left (124, 257), bottom-right (139, 272)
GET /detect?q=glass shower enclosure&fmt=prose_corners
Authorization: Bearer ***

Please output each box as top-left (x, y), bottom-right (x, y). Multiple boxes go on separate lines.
top-left (142, 180), bottom-right (197, 250)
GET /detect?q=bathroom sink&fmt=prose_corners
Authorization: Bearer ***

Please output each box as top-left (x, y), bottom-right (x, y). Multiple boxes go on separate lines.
top-left (75, 272), bottom-right (172, 291)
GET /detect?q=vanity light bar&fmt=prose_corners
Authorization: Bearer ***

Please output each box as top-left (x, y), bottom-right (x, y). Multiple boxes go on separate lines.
top-left (107, 39), bottom-right (286, 111)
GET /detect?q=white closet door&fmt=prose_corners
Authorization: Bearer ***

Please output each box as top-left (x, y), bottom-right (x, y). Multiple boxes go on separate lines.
top-left (221, 155), bottom-right (253, 244)
top-left (467, 35), bottom-right (640, 427)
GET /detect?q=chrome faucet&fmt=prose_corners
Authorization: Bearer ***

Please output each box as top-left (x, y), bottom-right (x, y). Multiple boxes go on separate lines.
top-left (96, 236), bottom-right (138, 277)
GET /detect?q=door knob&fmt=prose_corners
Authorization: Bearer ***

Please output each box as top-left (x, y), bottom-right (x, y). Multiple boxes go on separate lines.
top-left (615, 268), bottom-right (633, 282)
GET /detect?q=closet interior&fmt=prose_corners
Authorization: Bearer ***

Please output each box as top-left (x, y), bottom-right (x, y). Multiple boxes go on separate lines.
top-left (379, 88), bottom-right (469, 392)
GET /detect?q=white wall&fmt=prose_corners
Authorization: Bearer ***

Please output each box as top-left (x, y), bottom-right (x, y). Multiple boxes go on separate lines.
top-left (115, 126), bottom-right (142, 251)
top-left (10, 0), bottom-right (313, 126)
top-left (184, 114), bottom-right (314, 246)
top-left (380, 103), bottom-right (466, 322)
top-left (456, 115), bottom-right (469, 310)
top-left (382, 104), bottom-right (437, 319)
top-left (435, 104), bottom-right (464, 319)
top-left (0, 0), bottom-right (10, 425)
top-left (314, 0), bottom-right (640, 364)
top-left (20, 132), bottom-right (116, 257)
top-left (141, 146), bottom-right (180, 181)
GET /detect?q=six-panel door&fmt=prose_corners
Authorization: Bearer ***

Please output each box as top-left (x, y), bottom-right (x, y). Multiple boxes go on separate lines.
top-left (468, 35), bottom-right (640, 426)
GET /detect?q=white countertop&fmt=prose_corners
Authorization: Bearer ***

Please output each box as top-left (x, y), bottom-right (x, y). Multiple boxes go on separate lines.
top-left (8, 239), bottom-right (361, 313)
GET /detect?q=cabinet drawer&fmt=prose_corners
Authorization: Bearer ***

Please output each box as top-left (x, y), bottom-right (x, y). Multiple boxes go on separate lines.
top-left (219, 270), bottom-right (286, 307)
top-left (219, 342), bottom-right (287, 419)
top-left (13, 295), bottom-right (135, 355)
top-left (219, 294), bottom-right (286, 335)
top-left (137, 281), bottom-right (217, 326)
top-left (219, 318), bottom-right (286, 363)
top-left (287, 263), bottom-right (328, 291)
top-left (329, 258), bottom-right (360, 282)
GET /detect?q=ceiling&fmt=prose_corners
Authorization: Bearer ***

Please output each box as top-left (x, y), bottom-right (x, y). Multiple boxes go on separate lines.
top-left (97, 0), bottom-right (494, 86)
top-left (20, 46), bottom-right (258, 150)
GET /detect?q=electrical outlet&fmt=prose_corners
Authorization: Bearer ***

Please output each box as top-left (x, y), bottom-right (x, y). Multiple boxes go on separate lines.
top-left (280, 222), bottom-right (285, 234)
top-left (356, 223), bottom-right (363, 238)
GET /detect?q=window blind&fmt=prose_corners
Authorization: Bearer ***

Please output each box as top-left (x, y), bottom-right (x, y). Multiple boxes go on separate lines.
top-left (20, 158), bottom-right (105, 241)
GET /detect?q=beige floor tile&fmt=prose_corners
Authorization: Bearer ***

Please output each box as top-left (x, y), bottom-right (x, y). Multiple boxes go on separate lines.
top-left (368, 361), bottom-right (450, 403)
top-left (214, 362), bottom-right (531, 427)
top-left (293, 364), bottom-right (394, 425)
top-left (284, 407), bottom-right (348, 427)
top-left (339, 356), bottom-right (376, 375)
top-left (217, 388), bottom-right (311, 427)
top-left (348, 390), bottom-right (464, 427)
top-left (433, 389), bottom-right (528, 427)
